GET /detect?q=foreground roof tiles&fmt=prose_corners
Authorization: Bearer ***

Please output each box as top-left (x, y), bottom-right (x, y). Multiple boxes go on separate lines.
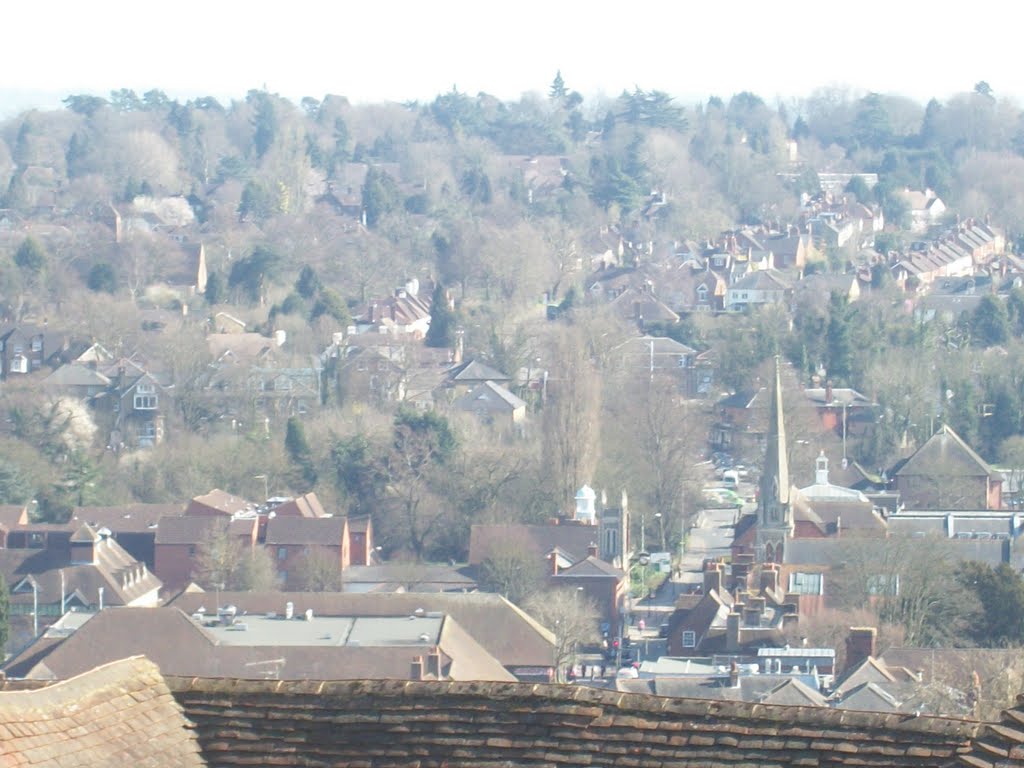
top-left (0, 656), bottom-right (203, 767)
top-left (166, 676), bottom-right (982, 767)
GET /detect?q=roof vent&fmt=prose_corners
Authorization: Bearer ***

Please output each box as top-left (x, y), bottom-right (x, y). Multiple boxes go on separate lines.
top-left (285, 601), bottom-right (294, 620)
top-left (305, 609), bottom-right (314, 621)
top-left (419, 633), bottom-right (431, 642)
top-left (413, 607), bottom-right (426, 617)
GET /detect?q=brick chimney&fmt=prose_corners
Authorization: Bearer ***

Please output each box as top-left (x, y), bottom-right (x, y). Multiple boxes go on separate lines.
top-left (548, 551), bottom-right (560, 576)
top-left (728, 659), bottom-right (740, 688)
top-left (760, 564), bottom-right (780, 594)
top-left (425, 647), bottom-right (442, 679)
top-left (845, 627), bottom-right (877, 673)
top-left (703, 562), bottom-right (723, 595)
top-left (825, 380), bottom-right (834, 404)
top-left (726, 612), bottom-right (742, 652)
top-left (587, 542), bottom-right (598, 558)
top-left (410, 657), bottom-right (424, 681)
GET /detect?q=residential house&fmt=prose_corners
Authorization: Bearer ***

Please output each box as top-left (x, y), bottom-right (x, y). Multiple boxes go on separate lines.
top-left (803, 382), bottom-right (875, 440)
top-left (608, 284), bottom-right (680, 330)
top-left (608, 335), bottom-right (712, 398)
top-left (901, 188), bottom-right (946, 232)
top-left (766, 232), bottom-right (816, 271)
top-left (724, 269), bottom-right (791, 311)
top-left (265, 516), bottom-right (350, 589)
top-left (548, 552), bottom-right (628, 632)
top-left (185, 489), bottom-right (260, 518)
top-left (0, 324), bottom-right (67, 379)
top-left (153, 514), bottom-right (260, 592)
top-left (442, 358), bottom-right (511, 394)
top-left (663, 561), bottom-right (799, 656)
top-left (0, 505), bottom-right (28, 549)
top-left (893, 424), bottom-right (1002, 510)
top-left (792, 272), bottom-right (861, 312)
top-left (347, 516), bottom-right (374, 566)
top-left (351, 282), bottom-right (432, 338)
top-left (0, 523), bottom-right (162, 649)
top-left (65, 503), bottom-right (185, 568)
top-left (335, 343), bottom-right (408, 405)
top-left (211, 312), bottom-right (246, 334)
top-left (451, 380), bottom-right (526, 428)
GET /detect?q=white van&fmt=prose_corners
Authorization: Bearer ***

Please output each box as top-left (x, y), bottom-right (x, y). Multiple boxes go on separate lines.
top-left (721, 470), bottom-right (739, 489)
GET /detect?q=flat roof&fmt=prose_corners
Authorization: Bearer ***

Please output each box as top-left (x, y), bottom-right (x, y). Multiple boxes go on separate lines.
top-left (201, 614), bottom-right (443, 647)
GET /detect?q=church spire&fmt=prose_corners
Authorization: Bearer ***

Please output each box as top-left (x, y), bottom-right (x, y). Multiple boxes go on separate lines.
top-left (756, 356), bottom-right (792, 563)
top-left (761, 356), bottom-right (789, 507)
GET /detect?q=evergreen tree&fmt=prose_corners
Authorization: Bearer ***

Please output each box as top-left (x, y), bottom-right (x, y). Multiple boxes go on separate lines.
top-left (285, 417), bottom-right (317, 489)
top-left (204, 272), bottom-right (224, 305)
top-left (825, 291), bottom-right (854, 383)
top-left (295, 264), bottom-right (322, 299)
top-left (425, 282), bottom-right (456, 348)
top-left (549, 71), bottom-right (567, 102)
top-left (14, 237), bottom-right (46, 275)
top-left (86, 262), bottom-right (117, 293)
top-left (972, 294), bottom-right (1010, 347)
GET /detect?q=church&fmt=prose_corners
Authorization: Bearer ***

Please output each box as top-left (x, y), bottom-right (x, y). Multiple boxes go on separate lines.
top-left (734, 358), bottom-right (885, 563)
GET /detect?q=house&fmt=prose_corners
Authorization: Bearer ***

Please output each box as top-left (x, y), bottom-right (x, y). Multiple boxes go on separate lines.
top-left (608, 335), bottom-right (712, 397)
top-left (351, 282), bottom-right (432, 338)
top-left (65, 503), bottom-right (185, 568)
top-left (893, 424), bottom-right (1002, 510)
top-left (0, 523), bottom-right (162, 649)
top-left (442, 358), bottom-right (511, 393)
top-left (901, 188), bottom-right (946, 232)
top-left (153, 514), bottom-right (260, 592)
top-left (264, 516), bottom-right (350, 589)
top-left (803, 382), bottom-right (875, 439)
top-left (549, 553), bottom-right (628, 631)
top-left (451, 380), bottom-right (526, 427)
top-left (724, 269), bottom-right (791, 311)
top-left (0, 324), bottom-right (67, 379)
top-left (662, 561), bottom-right (799, 656)
top-left (336, 344), bottom-right (408, 405)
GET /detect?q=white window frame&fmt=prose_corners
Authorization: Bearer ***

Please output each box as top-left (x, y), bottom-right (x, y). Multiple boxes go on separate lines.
top-left (134, 394), bottom-right (158, 410)
top-left (682, 630), bottom-right (696, 648)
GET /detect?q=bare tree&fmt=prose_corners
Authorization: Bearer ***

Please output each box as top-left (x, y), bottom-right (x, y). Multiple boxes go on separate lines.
top-left (293, 549), bottom-right (343, 592)
top-left (523, 588), bottom-right (600, 682)
top-left (541, 326), bottom-right (602, 510)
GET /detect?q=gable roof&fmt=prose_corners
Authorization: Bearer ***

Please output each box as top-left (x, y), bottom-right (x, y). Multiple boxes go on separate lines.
top-left (469, 522), bottom-right (600, 567)
top-left (264, 516), bottom-right (346, 546)
top-left (452, 380), bottom-right (526, 414)
top-left (895, 424), bottom-right (1000, 480)
top-left (0, 657), bottom-right (204, 767)
top-left (270, 493), bottom-right (327, 518)
top-left (445, 358), bottom-right (510, 383)
top-left (553, 555), bottom-right (624, 579)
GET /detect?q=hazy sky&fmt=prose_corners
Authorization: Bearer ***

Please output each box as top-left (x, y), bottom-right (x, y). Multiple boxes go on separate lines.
top-left (3, 0), bottom-right (1022, 114)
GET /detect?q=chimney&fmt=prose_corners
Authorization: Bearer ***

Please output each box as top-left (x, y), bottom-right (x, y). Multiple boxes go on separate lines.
top-left (845, 627), bottom-right (877, 672)
top-left (743, 605), bottom-right (760, 626)
top-left (587, 542), bottom-right (598, 558)
top-left (703, 562), bottom-right (723, 595)
top-left (285, 601), bottom-right (294, 620)
top-left (426, 647), bottom-right (442, 678)
top-left (410, 657), bottom-right (424, 681)
top-left (549, 552), bottom-right (560, 576)
top-left (728, 659), bottom-right (740, 688)
top-left (726, 611), bottom-right (741, 652)
top-left (782, 592), bottom-right (801, 614)
top-left (825, 380), bottom-right (833, 404)
top-left (760, 564), bottom-right (779, 594)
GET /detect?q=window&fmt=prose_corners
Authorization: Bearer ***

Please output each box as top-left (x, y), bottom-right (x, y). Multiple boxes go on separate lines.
top-left (682, 630), bottom-right (696, 648)
top-left (134, 394), bottom-right (158, 410)
top-left (277, 547), bottom-right (288, 560)
top-left (9, 355), bottom-right (27, 374)
top-left (867, 573), bottom-right (899, 596)
top-left (188, 545), bottom-right (196, 558)
top-left (31, 338), bottom-right (42, 352)
top-left (788, 572), bottom-right (824, 595)
top-left (136, 382), bottom-right (155, 395)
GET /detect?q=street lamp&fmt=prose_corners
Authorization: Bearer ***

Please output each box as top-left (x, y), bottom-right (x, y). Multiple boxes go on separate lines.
top-left (654, 512), bottom-right (665, 552)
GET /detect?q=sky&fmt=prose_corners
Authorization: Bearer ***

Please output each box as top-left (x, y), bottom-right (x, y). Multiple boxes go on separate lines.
top-left (3, 1), bottom-right (1023, 116)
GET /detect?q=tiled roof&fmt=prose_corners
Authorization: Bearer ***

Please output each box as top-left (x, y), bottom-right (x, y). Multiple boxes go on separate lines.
top-left (445, 358), bottom-right (510, 383)
top-left (165, 675), bottom-right (982, 767)
top-left (0, 656), bottom-right (204, 767)
top-left (452, 380), bottom-right (526, 413)
top-left (896, 424), bottom-right (1000, 480)
top-left (271, 492), bottom-right (327, 518)
top-left (165, 591), bottom-right (556, 670)
top-left (186, 488), bottom-right (259, 516)
top-left (469, 522), bottom-right (601, 567)
top-left (69, 502), bottom-right (185, 533)
top-left (264, 516), bottom-right (346, 545)
top-left (964, 694), bottom-right (1024, 767)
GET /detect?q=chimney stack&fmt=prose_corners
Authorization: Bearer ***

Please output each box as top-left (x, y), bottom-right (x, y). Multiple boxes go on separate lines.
top-left (728, 659), bottom-right (740, 688)
top-left (760, 564), bottom-right (780, 594)
top-left (426, 647), bottom-right (442, 678)
top-left (825, 380), bottom-right (834, 404)
top-left (587, 542), bottom-right (598, 558)
top-left (703, 562), bottom-right (723, 595)
top-left (410, 657), bottom-right (424, 680)
top-left (845, 627), bottom-right (877, 673)
top-left (726, 611), bottom-right (741, 652)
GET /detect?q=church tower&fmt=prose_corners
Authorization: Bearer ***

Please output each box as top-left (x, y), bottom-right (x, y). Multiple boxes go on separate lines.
top-left (756, 357), bottom-right (792, 562)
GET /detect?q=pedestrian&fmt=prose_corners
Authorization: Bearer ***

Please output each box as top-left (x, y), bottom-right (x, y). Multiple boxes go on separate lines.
top-left (638, 618), bottom-right (646, 633)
